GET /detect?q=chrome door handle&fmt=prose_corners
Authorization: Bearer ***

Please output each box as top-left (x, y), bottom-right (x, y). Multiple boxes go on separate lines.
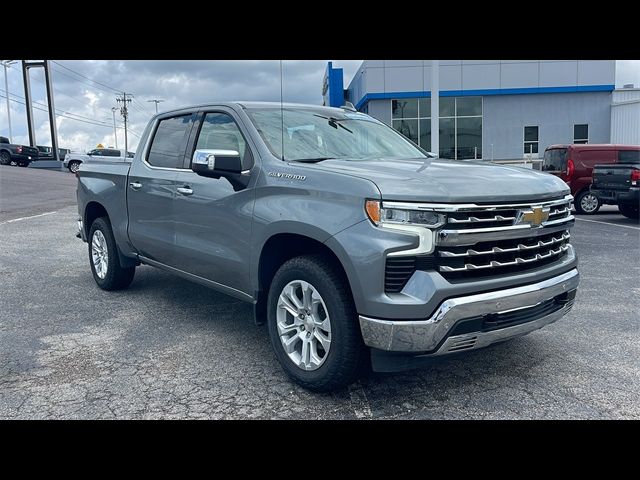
top-left (177, 186), bottom-right (194, 196)
top-left (129, 182), bottom-right (142, 190)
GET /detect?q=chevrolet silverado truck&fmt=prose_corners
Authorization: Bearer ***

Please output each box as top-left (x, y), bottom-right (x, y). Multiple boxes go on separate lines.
top-left (591, 150), bottom-right (640, 219)
top-left (0, 136), bottom-right (39, 166)
top-left (76, 102), bottom-right (579, 391)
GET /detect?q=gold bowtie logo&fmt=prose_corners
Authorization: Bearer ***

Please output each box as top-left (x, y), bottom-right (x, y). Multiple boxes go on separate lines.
top-left (519, 207), bottom-right (549, 227)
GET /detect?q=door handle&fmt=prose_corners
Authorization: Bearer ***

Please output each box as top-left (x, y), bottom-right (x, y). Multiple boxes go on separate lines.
top-left (129, 182), bottom-right (142, 190)
top-left (177, 186), bottom-right (194, 196)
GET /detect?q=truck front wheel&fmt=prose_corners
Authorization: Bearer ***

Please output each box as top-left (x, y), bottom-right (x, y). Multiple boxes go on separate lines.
top-left (68, 161), bottom-right (81, 173)
top-left (574, 190), bottom-right (601, 215)
top-left (267, 255), bottom-right (365, 392)
top-left (88, 217), bottom-right (135, 290)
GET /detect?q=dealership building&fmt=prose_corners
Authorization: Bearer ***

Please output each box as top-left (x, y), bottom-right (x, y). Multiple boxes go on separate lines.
top-left (323, 60), bottom-right (638, 161)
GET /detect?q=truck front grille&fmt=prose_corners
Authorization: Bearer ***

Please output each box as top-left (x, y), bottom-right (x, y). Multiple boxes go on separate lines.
top-left (437, 230), bottom-right (570, 278)
top-left (382, 195), bottom-right (575, 292)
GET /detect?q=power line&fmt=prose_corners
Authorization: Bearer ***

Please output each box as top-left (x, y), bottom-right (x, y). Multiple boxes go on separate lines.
top-left (50, 61), bottom-right (121, 94)
top-left (0, 87), bottom-right (117, 128)
top-left (0, 92), bottom-right (119, 130)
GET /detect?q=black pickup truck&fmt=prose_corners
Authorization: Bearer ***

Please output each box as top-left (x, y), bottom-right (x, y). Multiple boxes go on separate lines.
top-left (0, 136), bottom-right (39, 167)
top-left (591, 149), bottom-right (640, 219)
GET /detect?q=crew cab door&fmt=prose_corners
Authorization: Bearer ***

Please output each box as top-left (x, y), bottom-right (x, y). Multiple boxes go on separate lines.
top-left (127, 113), bottom-right (196, 264)
top-left (171, 109), bottom-right (256, 294)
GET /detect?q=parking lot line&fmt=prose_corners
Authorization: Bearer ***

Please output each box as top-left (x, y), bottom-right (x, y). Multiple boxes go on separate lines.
top-left (575, 217), bottom-right (640, 230)
top-left (0, 211), bottom-right (57, 225)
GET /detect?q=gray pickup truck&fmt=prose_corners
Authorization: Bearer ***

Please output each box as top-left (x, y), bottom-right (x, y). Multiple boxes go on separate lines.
top-left (76, 102), bottom-right (579, 391)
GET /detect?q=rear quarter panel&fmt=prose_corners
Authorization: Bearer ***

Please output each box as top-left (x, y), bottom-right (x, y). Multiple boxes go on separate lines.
top-left (77, 161), bottom-right (135, 257)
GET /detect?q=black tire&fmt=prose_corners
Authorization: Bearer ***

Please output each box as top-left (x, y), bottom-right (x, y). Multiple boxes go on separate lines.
top-left (68, 161), bottom-right (81, 173)
top-left (618, 203), bottom-right (639, 220)
top-left (88, 216), bottom-right (135, 290)
top-left (0, 151), bottom-right (10, 165)
top-left (574, 190), bottom-right (601, 215)
top-left (267, 254), bottom-right (365, 392)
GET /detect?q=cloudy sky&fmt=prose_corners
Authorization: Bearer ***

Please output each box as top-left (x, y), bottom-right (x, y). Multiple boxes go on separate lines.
top-left (1, 60), bottom-right (638, 152)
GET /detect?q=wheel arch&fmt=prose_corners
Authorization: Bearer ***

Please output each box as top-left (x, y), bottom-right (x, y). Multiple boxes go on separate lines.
top-left (84, 201), bottom-right (137, 268)
top-left (254, 232), bottom-right (355, 325)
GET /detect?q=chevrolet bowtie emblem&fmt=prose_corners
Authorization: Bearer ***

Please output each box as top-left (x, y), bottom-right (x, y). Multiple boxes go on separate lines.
top-left (519, 206), bottom-right (549, 227)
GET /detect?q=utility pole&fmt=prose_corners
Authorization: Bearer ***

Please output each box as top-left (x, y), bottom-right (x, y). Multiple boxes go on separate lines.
top-left (111, 107), bottom-right (118, 149)
top-left (2, 60), bottom-right (17, 143)
top-left (147, 99), bottom-right (164, 114)
top-left (116, 93), bottom-right (132, 154)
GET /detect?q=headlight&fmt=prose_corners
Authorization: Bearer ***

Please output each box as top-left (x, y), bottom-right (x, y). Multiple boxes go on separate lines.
top-left (365, 200), bottom-right (445, 256)
top-left (365, 200), bottom-right (445, 228)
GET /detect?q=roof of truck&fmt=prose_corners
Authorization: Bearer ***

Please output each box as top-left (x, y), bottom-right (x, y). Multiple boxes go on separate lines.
top-left (159, 101), bottom-right (355, 116)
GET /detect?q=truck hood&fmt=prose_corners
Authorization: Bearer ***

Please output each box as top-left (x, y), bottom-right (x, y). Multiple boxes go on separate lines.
top-left (311, 158), bottom-right (570, 203)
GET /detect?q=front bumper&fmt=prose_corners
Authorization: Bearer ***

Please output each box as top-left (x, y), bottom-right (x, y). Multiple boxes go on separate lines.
top-left (359, 268), bottom-right (579, 355)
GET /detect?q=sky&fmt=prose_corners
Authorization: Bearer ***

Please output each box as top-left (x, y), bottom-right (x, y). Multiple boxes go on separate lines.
top-left (0, 60), bottom-right (638, 152)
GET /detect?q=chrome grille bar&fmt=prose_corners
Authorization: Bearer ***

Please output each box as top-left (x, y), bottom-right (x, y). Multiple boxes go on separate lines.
top-left (382, 194), bottom-right (573, 213)
top-left (439, 245), bottom-right (569, 272)
top-left (439, 232), bottom-right (570, 257)
top-left (448, 214), bottom-right (517, 224)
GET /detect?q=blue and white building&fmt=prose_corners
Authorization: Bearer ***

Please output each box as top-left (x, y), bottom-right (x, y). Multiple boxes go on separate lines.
top-left (323, 60), bottom-right (626, 161)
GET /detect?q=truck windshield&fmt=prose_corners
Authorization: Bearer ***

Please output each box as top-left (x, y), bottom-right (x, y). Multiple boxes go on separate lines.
top-left (542, 148), bottom-right (568, 172)
top-left (245, 107), bottom-right (427, 162)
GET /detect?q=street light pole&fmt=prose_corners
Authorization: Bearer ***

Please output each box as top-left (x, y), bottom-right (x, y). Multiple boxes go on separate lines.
top-left (2, 60), bottom-right (17, 143)
top-left (147, 99), bottom-right (164, 114)
top-left (111, 107), bottom-right (118, 149)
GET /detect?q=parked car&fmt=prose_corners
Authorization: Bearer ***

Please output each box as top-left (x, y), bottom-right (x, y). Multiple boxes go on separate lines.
top-left (591, 150), bottom-right (640, 219)
top-left (36, 145), bottom-right (71, 161)
top-left (64, 148), bottom-right (134, 173)
top-left (0, 136), bottom-right (39, 167)
top-left (542, 144), bottom-right (640, 214)
top-left (76, 102), bottom-right (579, 391)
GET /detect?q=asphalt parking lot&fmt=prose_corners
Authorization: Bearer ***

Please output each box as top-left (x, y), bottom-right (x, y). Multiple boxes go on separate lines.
top-left (1, 165), bottom-right (639, 419)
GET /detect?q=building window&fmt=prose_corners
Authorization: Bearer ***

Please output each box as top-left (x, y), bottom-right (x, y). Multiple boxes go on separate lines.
top-left (391, 96), bottom-right (482, 159)
top-left (574, 124), bottom-right (588, 144)
top-left (524, 126), bottom-right (539, 155)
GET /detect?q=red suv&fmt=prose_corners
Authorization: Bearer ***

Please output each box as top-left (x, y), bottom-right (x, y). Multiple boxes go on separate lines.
top-left (542, 144), bottom-right (640, 214)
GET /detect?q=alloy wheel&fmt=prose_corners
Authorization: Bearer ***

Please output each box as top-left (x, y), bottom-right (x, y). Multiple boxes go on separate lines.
top-left (91, 230), bottom-right (109, 279)
top-left (276, 280), bottom-right (332, 371)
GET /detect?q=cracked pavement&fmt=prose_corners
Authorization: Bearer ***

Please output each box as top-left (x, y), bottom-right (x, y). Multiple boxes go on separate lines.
top-left (1, 166), bottom-right (639, 419)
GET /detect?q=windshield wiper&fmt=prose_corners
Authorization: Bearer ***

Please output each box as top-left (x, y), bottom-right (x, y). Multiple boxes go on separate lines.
top-left (312, 114), bottom-right (353, 134)
top-left (289, 157), bottom-right (336, 163)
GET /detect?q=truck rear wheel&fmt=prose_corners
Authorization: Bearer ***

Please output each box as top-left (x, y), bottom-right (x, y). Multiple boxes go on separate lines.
top-left (618, 204), bottom-right (639, 219)
top-left (267, 254), bottom-right (365, 392)
top-left (88, 217), bottom-right (135, 290)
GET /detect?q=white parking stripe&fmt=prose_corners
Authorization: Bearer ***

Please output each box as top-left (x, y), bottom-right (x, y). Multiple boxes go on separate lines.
top-left (0, 211), bottom-right (57, 225)
top-left (575, 217), bottom-right (640, 230)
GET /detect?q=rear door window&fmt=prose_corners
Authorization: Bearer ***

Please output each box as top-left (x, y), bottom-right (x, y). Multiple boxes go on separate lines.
top-left (542, 148), bottom-right (567, 171)
top-left (147, 114), bottom-right (195, 168)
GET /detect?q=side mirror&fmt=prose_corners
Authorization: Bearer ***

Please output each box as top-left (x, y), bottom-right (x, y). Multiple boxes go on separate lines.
top-left (192, 149), bottom-right (243, 177)
top-left (191, 149), bottom-right (249, 191)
